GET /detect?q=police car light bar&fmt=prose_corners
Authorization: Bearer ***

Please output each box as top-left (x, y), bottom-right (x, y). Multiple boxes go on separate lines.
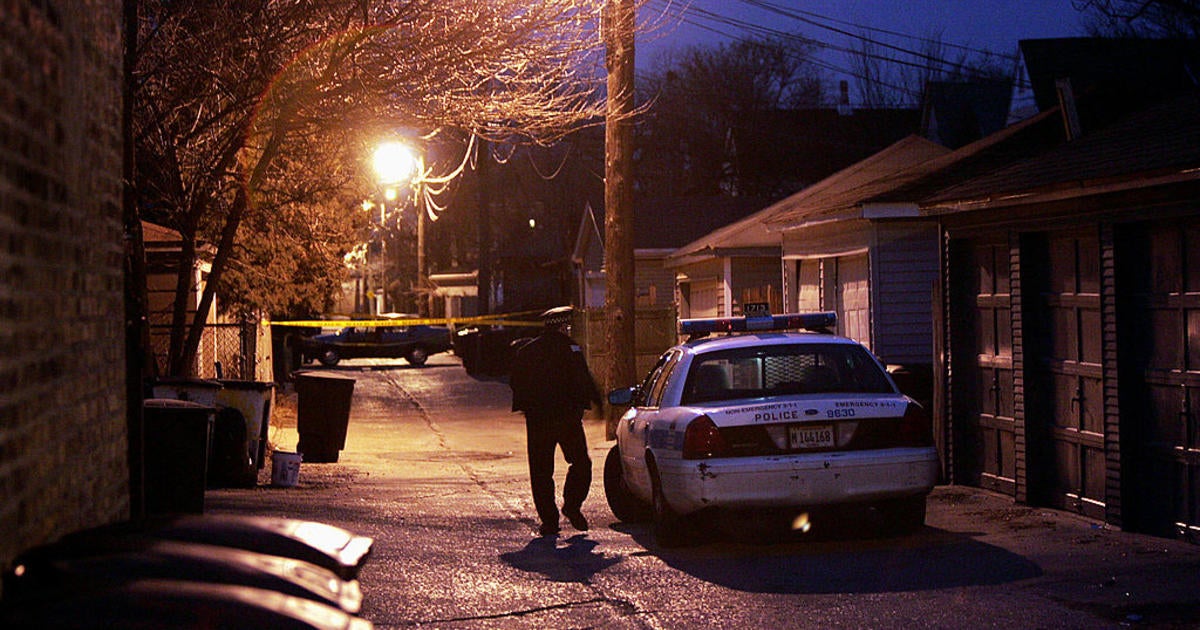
top-left (679, 311), bottom-right (837, 336)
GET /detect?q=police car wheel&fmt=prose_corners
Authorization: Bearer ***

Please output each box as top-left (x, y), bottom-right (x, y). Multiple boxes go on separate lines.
top-left (604, 446), bottom-right (651, 523)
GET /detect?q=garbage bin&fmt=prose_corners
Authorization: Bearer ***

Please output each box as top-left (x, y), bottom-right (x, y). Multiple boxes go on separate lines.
top-left (54, 514), bottom-right (374, 581)
top-left (294, 372), bottom-right (355, 463)
top-left (480, 327), bottom-right (529, 376)
top-left (143, 399), bottom-right (214, 514)
top-left (215, 380), bottom-right (275, 486)
top-left (0, 580), bottom-right (371, 630)
top-left (150, 377), bottom-right (224, 407)
top-left (207, 406), bottom-right (253, 489)
top-left (453, 327), bottom-right (481, 374)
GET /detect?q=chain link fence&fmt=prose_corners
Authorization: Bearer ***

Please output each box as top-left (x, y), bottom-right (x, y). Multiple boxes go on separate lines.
top-left (149, 320), bottom-right (273, 381)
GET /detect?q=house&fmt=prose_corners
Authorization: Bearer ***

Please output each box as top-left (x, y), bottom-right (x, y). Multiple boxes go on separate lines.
top-left (570, 196), bottom-right (768, 379)
top-left (142, 220), bottom-right (216, 376)
top-left (920, 79), bottom-right (1013, 150)
top-left (637, 91), bottom-right (921, 200)
top-left (143, 220), bottom-right (272, 381)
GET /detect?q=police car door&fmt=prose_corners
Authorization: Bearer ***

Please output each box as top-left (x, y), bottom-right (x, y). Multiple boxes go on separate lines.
top-left (622, 350), bottom-right (682, 499)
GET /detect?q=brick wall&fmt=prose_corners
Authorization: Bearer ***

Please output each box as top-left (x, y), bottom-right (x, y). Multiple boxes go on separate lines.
top-left (0, 0), bottom-right (127, 571)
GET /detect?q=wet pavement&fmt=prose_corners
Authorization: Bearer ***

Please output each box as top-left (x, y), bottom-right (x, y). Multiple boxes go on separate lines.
top-left (206, 355), bottom-right (1200, 629)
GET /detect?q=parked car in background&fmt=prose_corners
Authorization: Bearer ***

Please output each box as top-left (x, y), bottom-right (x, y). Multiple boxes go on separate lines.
top-left (299, 318), bottom-right (452, 367)
top-left (604, 311), bottom-right (939, 547)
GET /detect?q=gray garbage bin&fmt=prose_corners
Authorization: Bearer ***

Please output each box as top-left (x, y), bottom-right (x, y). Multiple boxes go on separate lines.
top-left (294, 372), bottom-right (355, 463)
top-left (143, 399), bottom-right (214, 514)
top-left (215, 380), bottom-right (275, 486)
top-left (150, 377), bottom-right (223, 406)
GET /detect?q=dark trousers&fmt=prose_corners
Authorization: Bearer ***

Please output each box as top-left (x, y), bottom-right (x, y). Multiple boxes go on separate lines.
top-left (524, 411), bottom-right (591, 527)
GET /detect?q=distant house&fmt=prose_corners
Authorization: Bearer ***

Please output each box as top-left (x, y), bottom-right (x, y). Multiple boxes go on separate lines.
top-left (571, 196), bottom-right (767, 377)
top-left (723, 102), bottom-right (923, 198)
top-left (142, 220), bottom-right (215, 374)
top-left (143, 220), bottom-right (271, 381)
top-left (637, 88), bottom-right (921, 200)
top-left (667, 136), bottom-right (955, 340)
top-left (920, 79), bottom-right (1013, 149)
top-left (572, 196), bottom-right (770, 313)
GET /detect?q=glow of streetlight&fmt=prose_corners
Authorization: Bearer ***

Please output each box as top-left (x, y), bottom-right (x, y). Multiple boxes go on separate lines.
top-left (372, 141), bottom-right (418, 186)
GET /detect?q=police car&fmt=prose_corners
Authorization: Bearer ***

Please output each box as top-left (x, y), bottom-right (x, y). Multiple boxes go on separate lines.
top-left (604, 311), bottom-right (939, 546)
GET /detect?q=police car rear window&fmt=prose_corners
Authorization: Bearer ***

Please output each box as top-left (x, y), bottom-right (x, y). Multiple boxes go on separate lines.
top-left (681, 343), bottom-right (894, 405)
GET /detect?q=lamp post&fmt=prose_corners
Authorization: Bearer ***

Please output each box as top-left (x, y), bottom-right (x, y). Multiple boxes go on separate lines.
top-left (372, 141), bottom-right (421, 315)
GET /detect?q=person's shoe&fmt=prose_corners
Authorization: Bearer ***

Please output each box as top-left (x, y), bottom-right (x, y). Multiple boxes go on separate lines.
top-left (563, 508), bottom-right (589, 531)
top-left (538, 522), bottom-right (560, 537)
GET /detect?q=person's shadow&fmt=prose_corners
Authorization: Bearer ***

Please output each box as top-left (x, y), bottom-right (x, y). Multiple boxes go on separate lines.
top-left (499, 534), bottom-right (621, 584)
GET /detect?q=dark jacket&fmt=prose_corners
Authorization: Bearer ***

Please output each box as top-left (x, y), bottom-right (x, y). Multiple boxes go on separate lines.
top-left (509, 329), bottom-right (601, 416)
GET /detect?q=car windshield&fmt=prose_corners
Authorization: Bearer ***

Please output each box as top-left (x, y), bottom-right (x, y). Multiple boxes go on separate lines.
top-left (680, 342), bottom-right (895, 405)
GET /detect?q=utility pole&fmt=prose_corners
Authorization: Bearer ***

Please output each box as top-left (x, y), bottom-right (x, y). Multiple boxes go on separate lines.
top-left (477, 138), bottom-right (491, 315)
top-left (603, 0), bottom-right (636, 437)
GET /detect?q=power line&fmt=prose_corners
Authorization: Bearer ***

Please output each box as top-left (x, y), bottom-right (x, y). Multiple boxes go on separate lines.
top-left (738, 0), bottom-right (1021, 62)
top-left (642, 0), bottom-right (1032, 98)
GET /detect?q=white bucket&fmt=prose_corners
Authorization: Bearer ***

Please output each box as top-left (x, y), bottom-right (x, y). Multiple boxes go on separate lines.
top-left (271, 451), bottom-right (302, 487)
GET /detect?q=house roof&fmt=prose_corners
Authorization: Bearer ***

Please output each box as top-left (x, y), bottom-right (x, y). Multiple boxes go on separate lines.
top-left (665, 136), bottom-right (949, 264)
top-left (859, 104), bottom-right (1068, 208)
top-left (922, 90), bottom-right (1200, 212)
top-left (141, 220), bottom-right (181, 244)
top-left (757, 135), bottom-right (952, 231)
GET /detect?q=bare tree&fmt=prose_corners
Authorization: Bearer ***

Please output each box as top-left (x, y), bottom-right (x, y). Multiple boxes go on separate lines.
top-left (850, 31), bottom-right (1015, 109)
top-left (134, 0), bottom-right (610, 376)
top-left (1074, 0), bottom-right (1200, 37)
top-left (637, 35), bottom-right (825, 197)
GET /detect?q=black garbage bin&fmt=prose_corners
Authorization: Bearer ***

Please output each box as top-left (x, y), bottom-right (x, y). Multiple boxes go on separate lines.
top-left (143, 399), bottom-right (214, 514)
top-left (454, 327), bottom-right (481, 374)
top-left (207, 406), bottom-right (253, 488)
top-left (294, 372), bottom-right (355, 463)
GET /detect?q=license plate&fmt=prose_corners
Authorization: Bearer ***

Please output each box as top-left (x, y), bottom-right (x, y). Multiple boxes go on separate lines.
top-left (789, 424), bottom-right (834, 449)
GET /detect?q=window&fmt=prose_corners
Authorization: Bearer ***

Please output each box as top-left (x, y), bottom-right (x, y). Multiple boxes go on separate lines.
top-left (637, 351), bottom-right (680, 407)
top-left (681, 343), bottom-right (894, 405)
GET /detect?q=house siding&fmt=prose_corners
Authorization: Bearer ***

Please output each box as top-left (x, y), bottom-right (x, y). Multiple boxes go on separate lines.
top-left (635, 252), bottom-right (676, 308)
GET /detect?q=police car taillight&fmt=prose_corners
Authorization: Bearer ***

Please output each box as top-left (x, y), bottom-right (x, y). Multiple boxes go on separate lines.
top-left (679, 312), bottom-right (837, 337)
top-left (682, 415), bottom-right (729, 459)
top-left (898, 402), bottom-right (934, 447)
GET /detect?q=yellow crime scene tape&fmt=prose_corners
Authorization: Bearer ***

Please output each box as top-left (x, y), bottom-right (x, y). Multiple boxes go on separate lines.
top-left (267, 310), bottom-right (546, 329)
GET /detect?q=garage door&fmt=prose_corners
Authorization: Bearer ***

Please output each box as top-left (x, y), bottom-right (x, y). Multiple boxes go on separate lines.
top-left (1031, 229), bottom-right (1106, 520)
top-left (687, 279), bottom-right (721, 318)
top-left (837, 254), bottom-right (870, 347)
top-left (963, 238), bottom-right (1017, 495)
top-left (1122, 221), bottom-right (1200, 538)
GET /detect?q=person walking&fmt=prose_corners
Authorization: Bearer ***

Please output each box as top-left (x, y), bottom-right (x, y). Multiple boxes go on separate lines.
top-left (509, 306), bottom-right (602, 537)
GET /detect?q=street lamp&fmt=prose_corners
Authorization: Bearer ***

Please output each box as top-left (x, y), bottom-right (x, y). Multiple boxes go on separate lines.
top-left (371, 141), bottom-right (425, 315)
top-left (373, 142), bottom-right (418, 187)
